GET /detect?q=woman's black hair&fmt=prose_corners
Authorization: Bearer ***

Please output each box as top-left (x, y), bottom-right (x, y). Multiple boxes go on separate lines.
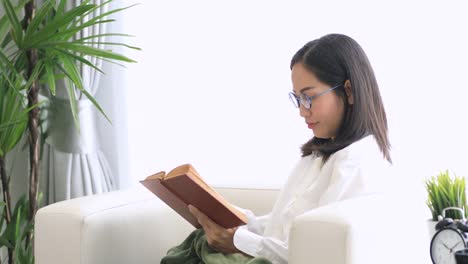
top-left (290, 34), bottom-right (391, 163)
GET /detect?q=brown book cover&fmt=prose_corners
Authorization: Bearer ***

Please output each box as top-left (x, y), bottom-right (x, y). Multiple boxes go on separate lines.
top-left (140, 164), bottom-right (247, 229)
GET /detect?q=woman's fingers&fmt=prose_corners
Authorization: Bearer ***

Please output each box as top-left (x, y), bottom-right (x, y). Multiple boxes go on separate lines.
top-left (188, 205), bottom-right (215, 229)
top-left (188, 205), bottom-right (240, 254)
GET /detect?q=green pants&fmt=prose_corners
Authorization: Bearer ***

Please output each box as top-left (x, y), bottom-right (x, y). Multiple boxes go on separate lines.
top-left (161, 229), bottom-right (272, 264)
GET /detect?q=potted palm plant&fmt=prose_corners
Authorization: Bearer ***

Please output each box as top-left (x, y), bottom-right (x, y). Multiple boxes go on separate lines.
top-left (425, 170), bottom-right (467, 238)
top-left (0, 0), bottom-right (139, 262)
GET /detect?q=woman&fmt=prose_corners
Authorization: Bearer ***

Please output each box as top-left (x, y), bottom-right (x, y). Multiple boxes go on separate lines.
top-left (162, 33), bottom-right (392, 264)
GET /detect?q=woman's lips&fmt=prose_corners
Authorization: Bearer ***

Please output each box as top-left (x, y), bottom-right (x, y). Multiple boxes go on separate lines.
top-left (307, 122), bottom-right (317, 129)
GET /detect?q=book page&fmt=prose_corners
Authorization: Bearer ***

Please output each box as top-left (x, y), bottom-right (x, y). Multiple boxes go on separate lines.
top-left (166, 164), bottom-right (192, 179)
top-left (145, 171), bottom-right (166, 180)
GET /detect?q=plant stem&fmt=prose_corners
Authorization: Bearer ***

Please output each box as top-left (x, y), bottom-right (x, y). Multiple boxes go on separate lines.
top-left (24, 0), bottom-right (39, 222)
top-left (0, 157), bottom-right (12, 224)
top-left (0, 156), bottom-right (12, 264)
top-left (26, 62), bottom-right (39, 221)
top-left (24, 0), bottom-right (39, 259)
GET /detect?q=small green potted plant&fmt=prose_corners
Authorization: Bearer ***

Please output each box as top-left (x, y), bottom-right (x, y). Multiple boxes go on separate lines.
top-left (425, 170), bottom-right (467, 237)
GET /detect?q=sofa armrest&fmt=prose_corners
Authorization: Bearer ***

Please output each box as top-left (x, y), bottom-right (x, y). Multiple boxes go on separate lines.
top-left (35, 185), bottom-right (279, 264)
top-left (288, 194), bottom-right (431, 264)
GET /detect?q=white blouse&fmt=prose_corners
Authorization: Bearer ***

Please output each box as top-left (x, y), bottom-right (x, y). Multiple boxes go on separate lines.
top-left (233, 135), bottom-right (392, 264)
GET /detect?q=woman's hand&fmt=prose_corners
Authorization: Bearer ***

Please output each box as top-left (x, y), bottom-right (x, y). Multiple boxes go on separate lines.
top-left (188, 205), bottom-right (242, 254)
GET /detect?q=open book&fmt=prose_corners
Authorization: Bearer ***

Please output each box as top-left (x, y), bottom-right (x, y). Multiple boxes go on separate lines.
top-left (140, 164), bottom-right (247, 229)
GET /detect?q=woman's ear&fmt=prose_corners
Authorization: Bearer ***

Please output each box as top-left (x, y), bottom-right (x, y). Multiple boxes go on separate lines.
top-left (344, 80), bottom-right (354, 105)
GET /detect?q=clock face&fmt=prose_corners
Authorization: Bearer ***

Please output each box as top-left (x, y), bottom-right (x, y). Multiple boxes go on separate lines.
top-left (431, 228), bottom-right (467, 264)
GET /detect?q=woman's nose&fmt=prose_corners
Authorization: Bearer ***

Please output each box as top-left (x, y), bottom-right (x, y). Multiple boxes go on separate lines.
top-left (299, 105), bottom-right (310, 117)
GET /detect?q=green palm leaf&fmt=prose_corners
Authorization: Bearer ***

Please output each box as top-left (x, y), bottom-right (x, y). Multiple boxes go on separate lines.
top-left (52, 47), bottom-right (104, 74)
top-left (57, 53), bottom-right (84, 90)
top-left (72, 41), bottom-right (141, 51)
top-left (55, 0), bottom-right (69, 16)
top-left (0, 0), bottom-right (29, 45)
top-left (57, 43), bottom-right (136, 62)
top-left (74, 2), bottom-right (138, 30)
top-left (75, 33), bottom-right (136, 42)
top-left (1, 0), bottom-right (23, 46)
top-left (44, 61), bottom-right (56, 95)
top-left (78, 86), bottom-right (110, 123)
top-left (65, 78), bottom-right (79, 130)
top-left (23, 0), bottom-right (54, 40)
top-left (26, 4), bottom-right (95, 47)
top-left (46, 19), bottom-right (115, 43)
top-left (0, 79), bottom-right (28, 156)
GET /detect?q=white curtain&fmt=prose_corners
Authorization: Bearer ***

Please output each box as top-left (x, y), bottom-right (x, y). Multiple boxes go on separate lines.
top-left (41, 0), bottom-right (115, 204)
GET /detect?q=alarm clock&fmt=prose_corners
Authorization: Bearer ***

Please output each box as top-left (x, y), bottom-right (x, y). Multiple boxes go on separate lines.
top-left (431, 207), bottom-right (468, 264)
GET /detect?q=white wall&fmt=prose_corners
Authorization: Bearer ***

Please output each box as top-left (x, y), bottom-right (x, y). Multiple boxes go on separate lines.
top-left (119, 0), bottom-right (468, 198)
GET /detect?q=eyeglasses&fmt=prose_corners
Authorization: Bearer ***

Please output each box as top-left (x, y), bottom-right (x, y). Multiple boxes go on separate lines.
top-left (288, 84), bottom-right (343, 110)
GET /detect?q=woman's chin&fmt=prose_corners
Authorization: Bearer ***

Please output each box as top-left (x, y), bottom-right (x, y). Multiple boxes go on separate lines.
top-left (314, 133), bottom-right (333, 140)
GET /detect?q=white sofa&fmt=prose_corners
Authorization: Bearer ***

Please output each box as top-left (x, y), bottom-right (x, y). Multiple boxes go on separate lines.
top-left (35, 185), bottom-right (431, 264)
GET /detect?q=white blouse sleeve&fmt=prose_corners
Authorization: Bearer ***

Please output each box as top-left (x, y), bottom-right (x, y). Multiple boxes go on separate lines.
top-left (230, 157), bottom-right (313, 264)
top-left (232, 209), bottom-right (288, 264)
top-left (242, 208), bottom-right (270, 234)
top-left (233, 227), bottom-right (288, 264)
